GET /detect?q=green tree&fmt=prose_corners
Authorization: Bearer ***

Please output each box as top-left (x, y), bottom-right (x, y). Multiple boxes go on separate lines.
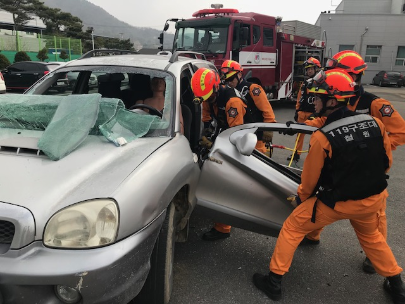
top-left (0, 53), bottom-right (11, 70)
top-left (59, 50), bottom-right (69, 61)
top-left (37, 47), bottom-right (49, 62)
top-left (14, 51), bottom-right (31, 62)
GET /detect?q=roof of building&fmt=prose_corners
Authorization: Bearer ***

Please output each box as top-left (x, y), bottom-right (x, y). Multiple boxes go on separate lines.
top-left (0, 9), bottom-right (46, 30)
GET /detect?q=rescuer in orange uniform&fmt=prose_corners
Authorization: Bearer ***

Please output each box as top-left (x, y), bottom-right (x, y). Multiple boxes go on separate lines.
top-left (253, 69), bottom-right (405, 304)
top-left (288, 57), bottom-right (321, 161)
top-left (192, 67), bottom-right (269, 241)
top-left (221, 60), bottom-right (277, 154)
top-left (302, 50), bottom-right (405, 274)
top-left (199, 60), bottom-right (277, 241)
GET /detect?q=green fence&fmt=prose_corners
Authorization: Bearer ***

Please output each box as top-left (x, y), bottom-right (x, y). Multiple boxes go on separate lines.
top-left (0, 32), bottom-right (83, 62)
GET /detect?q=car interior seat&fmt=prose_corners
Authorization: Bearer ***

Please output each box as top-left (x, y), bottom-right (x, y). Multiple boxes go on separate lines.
top-left (121, 74), bottom-right (153, 109)
top-left (97, 73), bottom-right (125, 99)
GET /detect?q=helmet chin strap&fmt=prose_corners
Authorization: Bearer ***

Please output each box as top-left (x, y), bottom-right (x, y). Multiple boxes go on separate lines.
top-left (318, 96), bottom-right (346, 116)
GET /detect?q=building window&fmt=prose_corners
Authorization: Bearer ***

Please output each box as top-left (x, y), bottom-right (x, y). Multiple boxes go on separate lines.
top-left (263, 27), bottom-right (274, 47)
top-left (395, 46), bottom-right (405, 66)
top-left (339, 45), bottom-right (355, 52)
top-left (365, 45), bottom-right (382, 63)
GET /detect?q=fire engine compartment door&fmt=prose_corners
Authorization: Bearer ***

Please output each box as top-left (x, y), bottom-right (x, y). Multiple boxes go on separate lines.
top-left (277, 41), bottom-right (294, 99)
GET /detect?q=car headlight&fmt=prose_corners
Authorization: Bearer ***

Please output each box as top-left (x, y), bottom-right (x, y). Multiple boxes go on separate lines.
top-left (44, 199), bottom-right (119, 249)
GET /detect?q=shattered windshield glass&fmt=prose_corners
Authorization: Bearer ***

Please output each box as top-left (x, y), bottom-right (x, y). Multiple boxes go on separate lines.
top-left (175, 26), bottom-right (228, 54)
top-left (0, 67), bottom-right (175, 160)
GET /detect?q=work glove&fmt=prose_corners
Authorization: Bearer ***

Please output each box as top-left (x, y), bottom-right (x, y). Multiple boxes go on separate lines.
top-left (280, 121), bottom-right (298, 136)
top-left (262, 131), bottom-right (273, 143)
top-left (202, 127), bottom-right (213, 138)
top-left (199, 136), bottom-right (213, 149)
top-left (294, 111), bottom-right (299, 122)
top-left (287, 195), bottom-right (302, 209)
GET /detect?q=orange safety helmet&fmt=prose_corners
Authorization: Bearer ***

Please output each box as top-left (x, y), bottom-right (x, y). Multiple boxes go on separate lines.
top-left (308, 69), bottom-right (357, 100)
top-left (303, 57), bottom-right (321, 69)
top-left (325, 50), bottom-right (367, 74)
top-left (220, 60), bottom-right (243, 80)
top-left (191, 68), bottom-right (220, 104)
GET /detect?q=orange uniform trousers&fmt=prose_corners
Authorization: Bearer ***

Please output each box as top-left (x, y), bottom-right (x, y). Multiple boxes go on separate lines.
top-left (270, 196), bottom-right (401, 277)
top-left (294, 111), bottom-right (313, 155)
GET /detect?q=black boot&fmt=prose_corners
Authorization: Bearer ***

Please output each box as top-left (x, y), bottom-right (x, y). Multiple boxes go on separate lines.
top-left (253, 271), bottom-right (282, 301)
top-left (384, 274), bottom-right (405, 304)
top-left (362, 257), bottom-right (376, 274)
top-left (287, 154), bottom-right (300, 161)
top-left (299, 237), bottom-right (320, 246)
top-left (201, 228), bottom-right (230, 241)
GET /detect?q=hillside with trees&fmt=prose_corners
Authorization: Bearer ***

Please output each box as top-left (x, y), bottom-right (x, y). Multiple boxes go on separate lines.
top-left (41, 0), bottom-right (174, 50)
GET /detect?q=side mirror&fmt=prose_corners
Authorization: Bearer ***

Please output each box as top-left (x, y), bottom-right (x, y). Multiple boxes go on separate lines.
top-left (235, 133), bottom-right (257, 156)
top-left (163, 23), bottom-right (169, 32)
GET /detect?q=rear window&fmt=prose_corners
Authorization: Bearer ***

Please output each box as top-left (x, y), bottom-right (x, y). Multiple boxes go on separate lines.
top-left (387, 72), bottom-right (401, 76)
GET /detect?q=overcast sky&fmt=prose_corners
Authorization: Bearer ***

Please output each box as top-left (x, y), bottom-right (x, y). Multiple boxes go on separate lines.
top-left (86, 0), bottom-right (340, 32)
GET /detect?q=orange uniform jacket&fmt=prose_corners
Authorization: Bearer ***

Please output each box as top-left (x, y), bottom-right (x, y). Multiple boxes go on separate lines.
top-left (202, 97), bottom-right (247, 127)
top-left (245, 83), bottom-right (276, 123)
top-left (298, 116), bottom-right (392, 214)
top-left (348, 94), bottom-right (405, 150)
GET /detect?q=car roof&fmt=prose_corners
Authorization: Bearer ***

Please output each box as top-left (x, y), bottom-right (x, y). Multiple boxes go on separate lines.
top-left (62, 52), bottom-right (209, 73)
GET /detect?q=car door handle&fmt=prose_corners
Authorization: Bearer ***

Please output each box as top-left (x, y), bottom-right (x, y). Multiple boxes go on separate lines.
top-left (16, 73), bottom-right (21, 76)
top-left (33, 73), bottom-right (39, 75)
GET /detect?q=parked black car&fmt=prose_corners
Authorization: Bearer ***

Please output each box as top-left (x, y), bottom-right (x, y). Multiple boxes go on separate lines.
top-left (372, 71), bottom-right (403, 87)
top-left (1, 61), bottom-right (67, 91)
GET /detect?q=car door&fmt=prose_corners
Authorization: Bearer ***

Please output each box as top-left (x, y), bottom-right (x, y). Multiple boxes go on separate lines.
top-left (2, 63), bottom-right (25, 88)
top-left (21, 62), bottom-right (45, 88)
top-left (196, 122), bottom-right (317, 237)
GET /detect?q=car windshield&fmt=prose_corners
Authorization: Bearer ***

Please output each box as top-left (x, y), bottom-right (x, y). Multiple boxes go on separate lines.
top-left (175, 25), bottom-right (228, 54)
top-left (0, 66), bottom-right (174, 160)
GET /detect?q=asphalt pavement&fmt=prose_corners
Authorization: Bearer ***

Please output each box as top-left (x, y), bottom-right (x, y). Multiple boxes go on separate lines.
top-left (169, 85), bottom-right (405, 304)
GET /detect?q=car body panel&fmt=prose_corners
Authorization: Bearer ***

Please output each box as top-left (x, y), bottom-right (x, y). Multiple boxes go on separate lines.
top-left (0, 209), bottom-right (165, 304)
top-left (0, 52), bottom-right (208, 303)
top-left (196, 123), bottom-right (316, 237)
top-left (372, 71), bottom-right (403, 87)
top-left (0, 72), bottom-right (6, 93)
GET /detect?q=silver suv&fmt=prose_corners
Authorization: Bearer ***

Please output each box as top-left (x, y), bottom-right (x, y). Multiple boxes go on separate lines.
top-left (0, 50), bottom-right (316, 304)
top-left (0, 51), bottom-right (216, 304)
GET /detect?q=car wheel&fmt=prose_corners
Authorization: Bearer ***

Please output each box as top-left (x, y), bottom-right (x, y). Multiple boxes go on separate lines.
top-left (133, 202), bottom-right (176, 304)
top-left (379, 80), bottom-right (383, 87)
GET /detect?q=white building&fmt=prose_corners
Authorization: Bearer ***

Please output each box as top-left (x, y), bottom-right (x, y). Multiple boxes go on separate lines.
top-left (0, 9), bottom-right (46, 38)
top-left (316, 0), bottom-right (405, 83)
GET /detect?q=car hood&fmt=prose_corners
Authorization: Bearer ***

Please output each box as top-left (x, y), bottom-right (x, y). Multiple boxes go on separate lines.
top-left (0, 135), bottom-right (170, 225)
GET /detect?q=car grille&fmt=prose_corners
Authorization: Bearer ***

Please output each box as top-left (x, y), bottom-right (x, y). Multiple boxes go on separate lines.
top-left (0, 220), bottom-right (15, 244)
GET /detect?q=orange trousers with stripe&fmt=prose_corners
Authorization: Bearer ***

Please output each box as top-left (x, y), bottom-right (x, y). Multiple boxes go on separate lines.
top-left (270, 197), bottom-right (401, 277)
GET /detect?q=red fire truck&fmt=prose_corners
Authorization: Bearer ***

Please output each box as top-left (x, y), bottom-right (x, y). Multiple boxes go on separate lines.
top-left (169, 5), bottom-right (326, 101)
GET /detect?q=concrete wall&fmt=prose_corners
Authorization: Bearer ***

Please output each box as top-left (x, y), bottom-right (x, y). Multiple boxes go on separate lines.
top-left (318, 13), bottom-right (405, 84)
top-left (342, 0), bottom-right (392, 14)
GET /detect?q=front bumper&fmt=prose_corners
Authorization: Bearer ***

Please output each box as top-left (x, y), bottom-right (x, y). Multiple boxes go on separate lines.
top-left (0, 210), bottom-right (165, 304)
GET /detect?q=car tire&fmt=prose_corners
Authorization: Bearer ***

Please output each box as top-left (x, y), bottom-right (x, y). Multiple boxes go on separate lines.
top-left (379, 80), bottom-right (383, 87)
top-left (133, 202), bottom-right (176, 304)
